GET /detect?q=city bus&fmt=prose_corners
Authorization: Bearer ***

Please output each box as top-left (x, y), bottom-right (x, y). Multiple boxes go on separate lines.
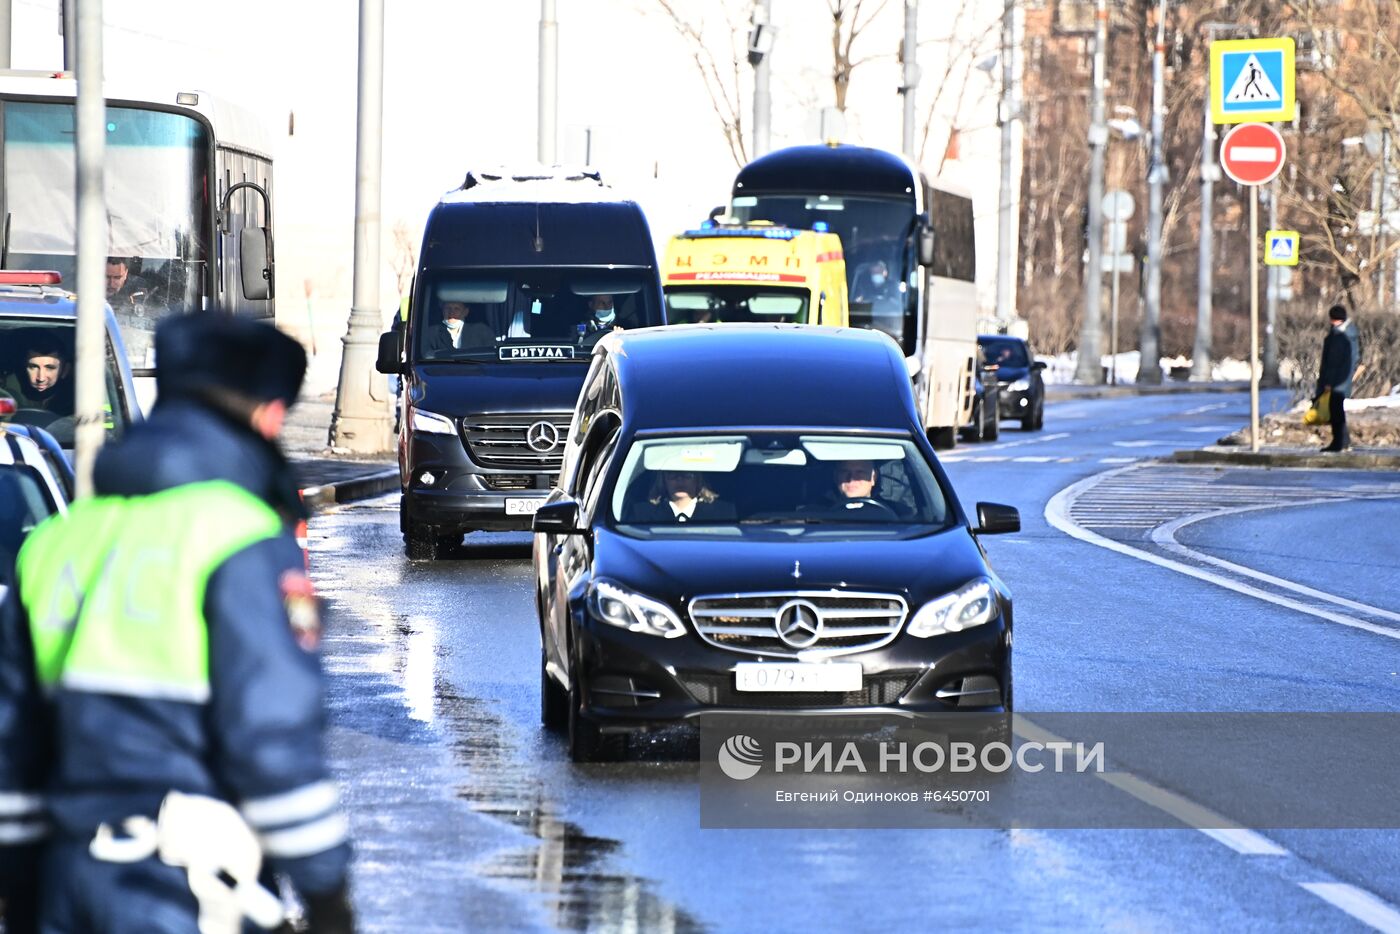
top-left (0, 70), bottom-right (277, 405)
top-left (728, 144), bottom-right (977, 448)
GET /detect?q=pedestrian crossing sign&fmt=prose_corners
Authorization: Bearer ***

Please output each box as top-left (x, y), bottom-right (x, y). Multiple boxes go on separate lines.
top-left (1264, 229), bottom-right (1300, 266)
top-left (1210, 37), bottom-right (1295, 125)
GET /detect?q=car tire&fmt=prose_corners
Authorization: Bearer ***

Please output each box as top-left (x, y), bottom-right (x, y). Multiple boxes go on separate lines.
top-left (1025, 401), bottom-right (1044, 432)
top-left (959, 401), bottom-right (984, 443)
top-left (541, 648), bottom-right (568, 732)
top-left (928, 425), bottom-right (958, 450)
top-left (984, 400), bottom-right (1000, 441)
top-left (567, 645), bottom-right (623, 763)
top-left (404, 519), bottom-right (438, 560)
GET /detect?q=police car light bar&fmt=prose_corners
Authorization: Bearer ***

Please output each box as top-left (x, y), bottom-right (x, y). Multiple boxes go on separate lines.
top-left (0, 271), bottom-right (62, 285)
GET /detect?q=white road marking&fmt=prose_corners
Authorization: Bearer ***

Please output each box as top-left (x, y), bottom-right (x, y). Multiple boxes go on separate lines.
top-left (1300, 884), bottom-right (1400, 934)
top-left (1112, 441), bottom-right (1162, 447)
top-left (1098, 457), bottom-right (1139, 464)
top-left (1181, 402), bottom-right (1229, 415)
top-left (1013, 456), bottom-right (1056, 463)
top-left (1045, 469), bottom-right (1400, 642)
top-left (1152, 502), bottom-right (1400, 624)
top-left (960, 432), bottom-right (1071, 453)
top-left (1180, 425), bottom-right (1237, 433)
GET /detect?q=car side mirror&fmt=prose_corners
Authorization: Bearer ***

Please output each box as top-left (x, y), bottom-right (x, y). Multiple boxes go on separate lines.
top-left (533, 498), bottom-right (582, 534)
top-left (974, 502), bottom-right (1020, 535)
top-left (375, 331), bottom-right (402, 374)
top-left (918, 215), bottom-right (936, 267)
top-left (239, 227), bottom-right (274, 301)
top-left (1031, 361), bottom-right (1047, 371)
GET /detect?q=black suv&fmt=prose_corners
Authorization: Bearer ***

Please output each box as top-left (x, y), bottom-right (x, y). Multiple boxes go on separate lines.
top-left (978, 334), bottom-right (1046, 431)
top-left (532, 325), bottom-right (1020, 761)
top-left (377, 168), bottom-right (666, 559)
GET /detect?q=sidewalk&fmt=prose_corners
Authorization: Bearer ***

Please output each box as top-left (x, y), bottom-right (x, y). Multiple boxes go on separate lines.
top-left (1170, 445), bottom-right (1400, 470)
top-left (1046, 380), bottom-right (1250, 402)
top-left (285, 388), bottom-right (399, 511)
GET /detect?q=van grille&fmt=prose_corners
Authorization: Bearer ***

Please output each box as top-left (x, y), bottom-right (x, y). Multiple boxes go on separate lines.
top-left (461, 414), bottom-right (571, 471)
top-left (688, 591), bottom-right (908, 659)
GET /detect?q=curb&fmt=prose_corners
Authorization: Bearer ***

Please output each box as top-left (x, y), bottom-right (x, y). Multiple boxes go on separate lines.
top-left (1046, 381), bottom-right (1252, 401)
top-left (299, 469), bottom-right (400, 512)
top-left (1169, 448), bottom-right (1400, 471)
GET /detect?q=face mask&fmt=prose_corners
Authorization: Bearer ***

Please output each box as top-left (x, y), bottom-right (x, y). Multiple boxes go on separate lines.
top-left (445, 319), bottom-right (463, 332)
top-left (595, 308), bottom-right (616, 326)
top-left (870, 274), bottom-right (886, 287)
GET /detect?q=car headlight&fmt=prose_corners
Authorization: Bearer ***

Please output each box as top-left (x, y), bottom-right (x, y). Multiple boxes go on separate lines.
top-left (587, 579), bottom-right (687, 639)
top-left (907, 578), bottom-right (998, 638)
top-left (1008, 378), bottom-right (1030, 392)
top-left (411, 409), bottom-right (457, 435)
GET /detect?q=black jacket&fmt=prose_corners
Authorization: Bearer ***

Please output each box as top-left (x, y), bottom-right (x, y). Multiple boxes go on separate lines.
top-left (1317, 327), bottom-right (1354, 397)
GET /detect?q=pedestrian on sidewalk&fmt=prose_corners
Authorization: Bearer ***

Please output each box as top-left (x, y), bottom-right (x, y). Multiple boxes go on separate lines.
top-left (1316, 305), bottom-right (1355, 452)
top-left (0, 313), bottom-right (355, 934)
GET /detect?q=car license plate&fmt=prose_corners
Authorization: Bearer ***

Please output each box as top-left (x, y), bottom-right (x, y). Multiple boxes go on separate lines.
top-left (734, 662), bottom-right (862, 693)
top-left (505, 498), bottom-right (543, 516)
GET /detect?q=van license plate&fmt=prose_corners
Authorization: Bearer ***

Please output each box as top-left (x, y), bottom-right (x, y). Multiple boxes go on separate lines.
top-left (734, 663), bottom-right (862, 693)
top-left (505, 498), bottom-right (543, 515)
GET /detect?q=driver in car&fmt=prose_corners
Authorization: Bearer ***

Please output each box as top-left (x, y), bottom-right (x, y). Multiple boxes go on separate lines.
top-left (1, 333), bottom-right (75, 417)
top-left (827, 459), bottom-right (896, 517)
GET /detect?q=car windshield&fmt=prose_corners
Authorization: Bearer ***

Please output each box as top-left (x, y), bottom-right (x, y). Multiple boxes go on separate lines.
top-left (608, 433), bottom-right (951, 534)
top-left (414, 270), bottom-right (660, 363)
top-left (979, 338), bottom-right (1029, 369)
top-left (665, 285), bottom-right (809, 324)
top-left (0, 318), bottom-right (129, 445)
top-left (0, 464), bottom-right (58, 560)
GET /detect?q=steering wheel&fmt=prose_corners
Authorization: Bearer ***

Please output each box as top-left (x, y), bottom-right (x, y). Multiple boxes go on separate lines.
top-left (11, 408), bottom-right (59, 428)
top-left (840, 497), bottom-right (899, 520)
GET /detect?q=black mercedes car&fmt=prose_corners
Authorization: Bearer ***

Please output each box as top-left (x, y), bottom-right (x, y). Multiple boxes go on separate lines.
top-left (532, 325), bottom-right (1020, 762)
top-left (978, 334), bottom-right (1046, 431)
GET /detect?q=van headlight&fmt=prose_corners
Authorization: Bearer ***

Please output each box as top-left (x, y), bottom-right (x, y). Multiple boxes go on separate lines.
top-left (1008, 378), bottom-right (1030, 391)
top-left (907, 578), bottom-right (998, 638)
top-left (411, 409), bottom-right (457, 435)
top-left (588, 580), bottom-right (686, 639)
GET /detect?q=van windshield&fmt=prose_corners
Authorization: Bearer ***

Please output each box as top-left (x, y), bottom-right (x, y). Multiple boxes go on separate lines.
top-left (665, 285), bottom-right (809, 324)
top-left (414, 270), bottom-right (660, 363)
top-left (609, 433), bottom-right (951, 535)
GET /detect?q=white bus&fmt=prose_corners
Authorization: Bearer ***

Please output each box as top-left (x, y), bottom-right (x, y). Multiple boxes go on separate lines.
top-left (729, 144), bottom-right (978, 448)
top-left (0, 70), bottom-right (277, 398)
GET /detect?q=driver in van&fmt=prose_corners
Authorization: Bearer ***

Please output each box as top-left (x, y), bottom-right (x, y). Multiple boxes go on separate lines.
top-left (424, 300), bottom-right (494, 353)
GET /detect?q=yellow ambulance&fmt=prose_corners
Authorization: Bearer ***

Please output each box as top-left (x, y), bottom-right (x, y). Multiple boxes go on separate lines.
top-left (662, 223), bottom-right (849, 326)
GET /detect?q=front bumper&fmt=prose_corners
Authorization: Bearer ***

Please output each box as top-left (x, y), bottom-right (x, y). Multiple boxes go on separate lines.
top-left (998, 388), bottom-right (1034, 420)
top-left (403, 431), bottom-right (555, 533)
top-left (571, 606), bottom-right (1010, 732)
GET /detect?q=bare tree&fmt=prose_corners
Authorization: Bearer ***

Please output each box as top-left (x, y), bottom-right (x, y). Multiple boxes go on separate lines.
top-left (912, 0), bottom-right (1000, 167)
top-left (653, 0), bottom-right (753, 167)
top-left (828, 0), bottom-right (891, 112)
top-left (390, 220), bottom-right (417, 299)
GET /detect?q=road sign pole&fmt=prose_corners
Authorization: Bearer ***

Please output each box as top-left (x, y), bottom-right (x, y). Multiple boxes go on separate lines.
top-left (1110, 241), bottom-right (1121, 386)
top-left (1249, 186), bottom-right (1260, 453)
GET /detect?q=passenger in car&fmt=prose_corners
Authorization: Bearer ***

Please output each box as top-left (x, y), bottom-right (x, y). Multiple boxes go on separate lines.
top-left (634, 470), bottom-right (736, 523)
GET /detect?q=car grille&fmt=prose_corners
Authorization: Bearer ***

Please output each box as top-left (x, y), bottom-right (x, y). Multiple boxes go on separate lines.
top-left (481, 473), bottom-right (536, 492)
top-left (677, 671), bottom-right (914, 708)
top-left (461, 414), bottom-right (571, 471)
top-left (688, 591), bottom-right (908, 659)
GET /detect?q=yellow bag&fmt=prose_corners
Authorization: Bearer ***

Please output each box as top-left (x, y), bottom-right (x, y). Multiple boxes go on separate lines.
top-left (1304, 390), bottom-right (1331, 426)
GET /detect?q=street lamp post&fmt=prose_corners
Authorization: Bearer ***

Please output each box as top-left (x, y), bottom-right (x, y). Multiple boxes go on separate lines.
top-left (749, 0), bottom-right (774, 158)
top-left (1075, 0), bottom-right (1109, 384)
top-left (329, 0), bottom-right (394, 453)
top-left (994, 0), bottom-right (1017, 326)
top-left (1138, 0), bottom-right (1167, 385)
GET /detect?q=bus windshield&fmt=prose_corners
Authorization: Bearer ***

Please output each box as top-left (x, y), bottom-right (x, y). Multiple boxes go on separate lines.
top-left (2, 100), bottom-right (211, 318)
top-left (414, 269), bottom-right (661, 364)
top-left (730, 194), bottom-right (913, 342)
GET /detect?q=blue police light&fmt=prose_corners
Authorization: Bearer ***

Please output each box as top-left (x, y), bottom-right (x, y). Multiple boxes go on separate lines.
top-left (700, 218), bottom-right (716, 229)
top-left (812, 221), bottom-right (829, 232)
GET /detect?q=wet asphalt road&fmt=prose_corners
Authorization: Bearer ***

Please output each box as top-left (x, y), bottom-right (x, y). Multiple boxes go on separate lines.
top-left (311, 388), bottom-right (1400, 933)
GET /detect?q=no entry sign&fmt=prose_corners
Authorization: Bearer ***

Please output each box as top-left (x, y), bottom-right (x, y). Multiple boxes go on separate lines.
top-left (1220, 122), bottom-right (1286, 186)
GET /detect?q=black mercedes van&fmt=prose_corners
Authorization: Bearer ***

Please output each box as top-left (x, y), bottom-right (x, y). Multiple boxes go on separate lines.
top-left (377, 168), bottom-right (666, 559)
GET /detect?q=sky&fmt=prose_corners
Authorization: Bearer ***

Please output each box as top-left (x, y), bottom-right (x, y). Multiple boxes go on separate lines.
top-left (9, 0), bottom-right (1016, 319)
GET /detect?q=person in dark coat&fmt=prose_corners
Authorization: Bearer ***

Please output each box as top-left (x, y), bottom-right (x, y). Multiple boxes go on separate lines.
top-left (1316, 305), bottom-right (1355, 452)
top-left (0, 313), bottom-right (355, 934)
top-left (632, 470), bottom-right (736, 523)
top-left (423, 300), bottom-right (494, 354)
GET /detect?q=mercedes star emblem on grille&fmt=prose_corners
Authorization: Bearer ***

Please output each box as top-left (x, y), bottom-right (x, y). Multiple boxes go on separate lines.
top-left (525, 420), bottom-right (560, 453)
top-left (775, 599), bottom-right (823, 649)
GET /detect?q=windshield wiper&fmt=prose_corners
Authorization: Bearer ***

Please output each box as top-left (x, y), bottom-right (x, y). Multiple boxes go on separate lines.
top-left (739, 516), bottom-right (829, 525)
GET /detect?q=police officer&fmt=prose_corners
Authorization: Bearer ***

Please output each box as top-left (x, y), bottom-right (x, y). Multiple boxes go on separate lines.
top-left (0, 313), bottom-right (354, 933)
